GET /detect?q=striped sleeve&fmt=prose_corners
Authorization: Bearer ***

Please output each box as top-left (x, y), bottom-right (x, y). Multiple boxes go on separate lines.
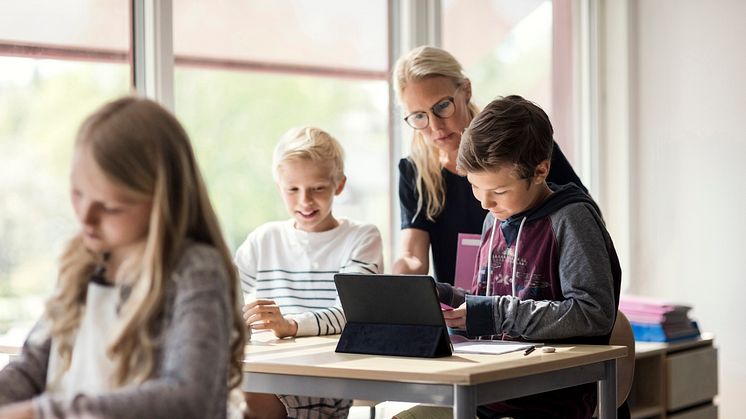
top-left (290, 296), bottom-right (347, 336)
top-left (303, 305), bottom-right (346, 336)
top-left (234, 232), bottom-right (258, 301)
top-left (339, 224), bottom-right (383, 275)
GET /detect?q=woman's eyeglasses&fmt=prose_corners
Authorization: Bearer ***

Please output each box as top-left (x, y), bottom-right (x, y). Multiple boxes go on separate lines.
top-left (403, 96), bottom-right (456, 130)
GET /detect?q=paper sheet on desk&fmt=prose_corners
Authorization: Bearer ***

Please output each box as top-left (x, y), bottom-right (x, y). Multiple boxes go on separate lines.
top-left (453, 341), bottom-right (536, 355)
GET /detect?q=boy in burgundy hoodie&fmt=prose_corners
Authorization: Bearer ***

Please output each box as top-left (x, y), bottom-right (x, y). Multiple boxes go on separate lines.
top-left (437, 95), bottom-right (622, 419)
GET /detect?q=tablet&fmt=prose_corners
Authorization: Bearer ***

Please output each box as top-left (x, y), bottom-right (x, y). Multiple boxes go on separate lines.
top-left (334, 273), bottom-right (452, 357)
top-left (334, 273), bottom-right (447, 327)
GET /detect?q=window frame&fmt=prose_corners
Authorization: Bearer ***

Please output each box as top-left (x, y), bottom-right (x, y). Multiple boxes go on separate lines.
top-left (0, 0), bottom-right (598, 274)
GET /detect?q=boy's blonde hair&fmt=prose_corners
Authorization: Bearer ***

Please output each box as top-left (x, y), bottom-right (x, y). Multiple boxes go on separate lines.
top-left (272, 126), bottom-right (345, 184)
top-left (46, 97), bottom-right (246, 390)
top-left (393, 46), bottom-right (480, 221)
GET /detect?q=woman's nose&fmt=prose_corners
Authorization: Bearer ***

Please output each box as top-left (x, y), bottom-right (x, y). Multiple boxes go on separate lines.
top-left (429, 113), bottom-right (447, 130)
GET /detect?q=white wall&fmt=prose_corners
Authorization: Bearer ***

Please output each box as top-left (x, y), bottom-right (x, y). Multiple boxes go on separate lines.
top-left (603, 0), bottom-right (746, 416)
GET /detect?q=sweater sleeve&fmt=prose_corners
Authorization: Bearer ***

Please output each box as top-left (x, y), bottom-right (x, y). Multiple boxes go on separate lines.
top-left (0, 321), bottom-right (50, 406)
top-left (292, 224), bottom-right (384, 337)
top-left (33, 247), bottom-right (234, 419)
top-left (466, 203), bottom-right (616, 340)
top-left (234, 231), bottom-right (258, 302)
top-left (435, 282), bottom-right (467, 308)
top-left (339, 224), bottom-right (383, 276)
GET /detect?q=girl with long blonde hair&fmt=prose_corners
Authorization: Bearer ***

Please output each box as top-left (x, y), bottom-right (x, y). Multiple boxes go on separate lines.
top-left (392, 46), bottom-right (585, 285)
top-left (0, 97), bottom-right (246, 419)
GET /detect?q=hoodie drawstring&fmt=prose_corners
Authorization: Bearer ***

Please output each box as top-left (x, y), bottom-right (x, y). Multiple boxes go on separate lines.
top-left (486, 216), bottom-right (527, 297)
top-left (511, 217), bottom-right (527, 297)
top-left (484, 216), bottom-right (526, 341)
top-left (485, 216), bottom-right (498, 297)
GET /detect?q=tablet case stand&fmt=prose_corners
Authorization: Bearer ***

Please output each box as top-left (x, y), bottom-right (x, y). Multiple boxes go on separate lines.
top-left (336, 322), bottom-right (451, 358)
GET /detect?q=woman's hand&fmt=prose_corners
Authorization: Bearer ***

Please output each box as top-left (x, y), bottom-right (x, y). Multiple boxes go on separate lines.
top-left (442, 302), bottom-right (467, 329)
top-left (0, 401), bottom-right (35, 419)
top-left (243, 299), bottom-right (298, 338)
top-left (392, 229), bottom-right (430, 274)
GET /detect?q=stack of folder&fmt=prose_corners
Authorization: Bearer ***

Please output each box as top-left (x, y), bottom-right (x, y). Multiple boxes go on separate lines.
top-left (619, 295), bottom-right (701, 342)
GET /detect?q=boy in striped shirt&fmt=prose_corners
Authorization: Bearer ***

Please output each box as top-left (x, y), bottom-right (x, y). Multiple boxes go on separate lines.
top-left (236, 126), bottom-right (383, 419)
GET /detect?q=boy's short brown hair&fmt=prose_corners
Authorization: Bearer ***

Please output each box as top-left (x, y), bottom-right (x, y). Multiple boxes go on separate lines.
top-left (272, 126), bottom-right (345, 184)
top-left (457, 95), bottom-right (554, 180)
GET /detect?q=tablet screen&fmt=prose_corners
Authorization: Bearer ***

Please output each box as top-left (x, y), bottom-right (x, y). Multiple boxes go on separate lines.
top-left (334, 274), bottom-right (446, 327)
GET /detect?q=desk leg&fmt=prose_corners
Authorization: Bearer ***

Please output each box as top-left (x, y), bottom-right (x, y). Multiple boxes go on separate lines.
top-left (598, 359), bottom-right (617, 419)
top-left (453, 385), bottom-right (477, 419)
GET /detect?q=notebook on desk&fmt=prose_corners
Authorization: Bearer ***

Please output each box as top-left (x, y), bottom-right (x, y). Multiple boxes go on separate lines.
top-left (334, 273), bottom-right (452, 357)
top-left (452, 340), bottom-right (536, 355)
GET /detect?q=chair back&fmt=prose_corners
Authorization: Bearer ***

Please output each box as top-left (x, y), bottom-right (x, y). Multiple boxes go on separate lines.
top-left (610, 310), bottom-right (636, 407)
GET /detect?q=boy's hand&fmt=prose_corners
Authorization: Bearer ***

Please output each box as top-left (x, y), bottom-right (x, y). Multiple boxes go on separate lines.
top-left (442, 302), bottom-right (467, 329)
top-left (243, 299), bottom-right (298, 338)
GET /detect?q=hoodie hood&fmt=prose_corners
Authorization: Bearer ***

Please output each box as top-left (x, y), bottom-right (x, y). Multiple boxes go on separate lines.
top-left (497, 182), bottom-right (598, 247)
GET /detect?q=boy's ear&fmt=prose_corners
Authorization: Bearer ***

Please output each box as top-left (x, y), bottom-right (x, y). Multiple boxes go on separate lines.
top-left (335, 176), bottom-right (347, 195)
top-left (533, 159), bottom-right (551, 184)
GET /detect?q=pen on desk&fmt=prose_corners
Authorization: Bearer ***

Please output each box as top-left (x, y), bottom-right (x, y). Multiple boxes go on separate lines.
top-left (523, 345), bottom-right (536, 356)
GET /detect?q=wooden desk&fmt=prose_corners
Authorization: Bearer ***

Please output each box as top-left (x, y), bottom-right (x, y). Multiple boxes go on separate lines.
top-left (0, 346), bottom-right (20, 356)
top-left (243, 332), bottom-right (627, 419)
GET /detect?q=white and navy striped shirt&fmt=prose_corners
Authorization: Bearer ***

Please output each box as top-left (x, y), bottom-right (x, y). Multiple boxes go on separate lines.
top-left (235, 218), bottom-right (383, 336)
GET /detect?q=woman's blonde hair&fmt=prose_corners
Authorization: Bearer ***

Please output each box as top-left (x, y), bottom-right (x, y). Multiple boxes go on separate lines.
top-left (393, 46), bottom-right (480, 221)
top-left (46, 97), bottom-right (246, 390)
top-left (272, 126), bottom-right (345, 185)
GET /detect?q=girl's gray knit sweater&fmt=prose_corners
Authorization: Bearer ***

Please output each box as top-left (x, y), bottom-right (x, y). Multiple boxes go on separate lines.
top-left (0, 242), bottom-right (237, 419)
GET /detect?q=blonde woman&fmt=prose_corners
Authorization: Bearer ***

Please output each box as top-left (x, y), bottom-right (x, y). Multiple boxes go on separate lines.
top-left (392, 46), bottom-right (585, 285)
top-left (0, 97), bottom-right (246, 419)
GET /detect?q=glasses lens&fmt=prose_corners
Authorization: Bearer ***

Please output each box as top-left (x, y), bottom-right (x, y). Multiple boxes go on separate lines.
top-left (405, 112), bottom-right (429, 129)
top-left (432, 98), bottom-right (455, 119)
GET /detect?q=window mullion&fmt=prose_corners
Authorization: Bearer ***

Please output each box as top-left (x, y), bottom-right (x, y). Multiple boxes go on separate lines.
top-left (387, 0), bottom-right (442, 268)
top-left (132, 0), bottom-right (174, 110)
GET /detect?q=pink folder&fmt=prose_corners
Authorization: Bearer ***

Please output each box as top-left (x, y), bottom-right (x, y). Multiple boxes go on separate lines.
top-left (619, 295), bottom-right (692, 324)
top-left (454, 233), bottom-right (481, 290)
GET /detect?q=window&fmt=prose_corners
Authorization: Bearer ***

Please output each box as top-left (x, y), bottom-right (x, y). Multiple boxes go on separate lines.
top-left (441, 0), bottom-right (582, 169)
top-left (0, 1), bottom-right (131, 338)
top-left (442, 0), bottom-right (553, 113)
top-left (172, 1), bottom-right (391, 259)
top-left (1, 1), bottom-right (569, 342)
